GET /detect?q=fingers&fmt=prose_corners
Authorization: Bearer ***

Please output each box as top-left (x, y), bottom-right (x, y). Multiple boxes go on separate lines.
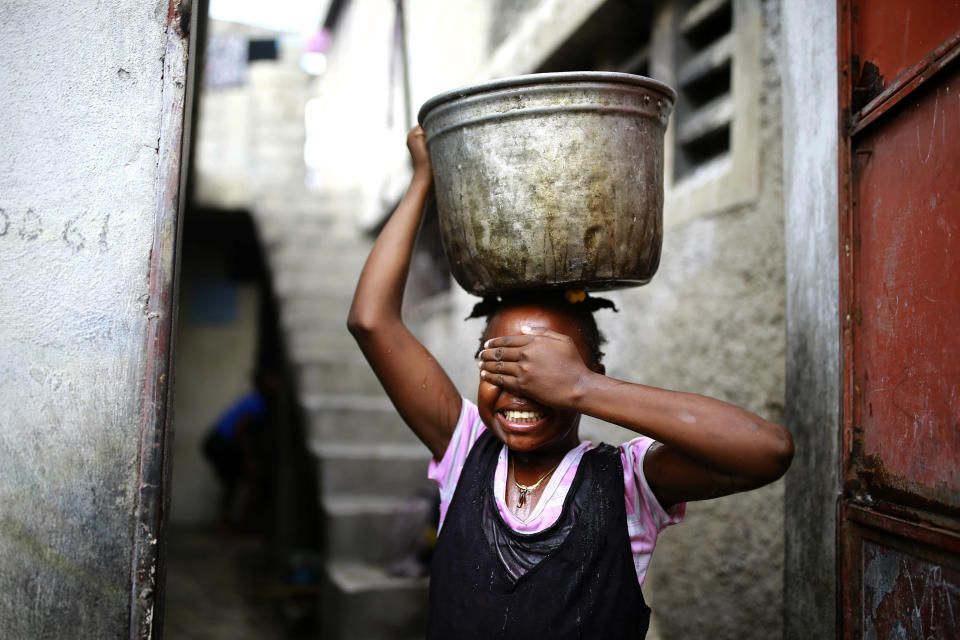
top-left (481, 329), bottom-right (574, 360)
top-left (479, 369), bottom-right (517, 390)
top-left (407, 125), bottom-right (426, 142)
top-left (482, 335), bottom-right (534, 350)
top-left (478, 359), bottom-right (520, 377)
top-left (407, 126), bottom-right (432, 169)
top-left (520, 324), bottom-right (572, 343)
top-left (478, 346), bottom-right (524, 363)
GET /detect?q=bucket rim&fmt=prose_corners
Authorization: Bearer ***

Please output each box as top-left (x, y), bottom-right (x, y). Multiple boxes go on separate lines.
top-left (417, 71), bottom-right (677, 125)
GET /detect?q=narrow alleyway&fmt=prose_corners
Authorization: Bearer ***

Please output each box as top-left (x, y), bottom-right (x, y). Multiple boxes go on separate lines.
top-left (164, 526), bottom-right (316, 639)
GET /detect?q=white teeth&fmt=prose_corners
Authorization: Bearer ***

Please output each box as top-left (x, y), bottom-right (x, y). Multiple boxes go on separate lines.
top-left (503, 410), bottom-right (544, 423)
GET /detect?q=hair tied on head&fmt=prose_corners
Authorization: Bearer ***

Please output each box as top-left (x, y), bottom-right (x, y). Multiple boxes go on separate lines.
top-left (465, 289), bottom-right (617, 320)
top-left (565, 289), bottom-right (618, 313)
top-left (466, 293), bottom-right (501, 320)
top-left (466, 288), bottom-right (614, 363)
top-left (564, 288), bottom-right (587, 304)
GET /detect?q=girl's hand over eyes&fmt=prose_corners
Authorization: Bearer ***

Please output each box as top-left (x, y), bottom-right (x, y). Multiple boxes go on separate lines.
top-left (478, 325), bottom-right (598, 409)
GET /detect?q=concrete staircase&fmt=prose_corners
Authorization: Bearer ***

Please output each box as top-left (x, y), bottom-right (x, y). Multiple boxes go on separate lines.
top-left (196, 40), bottom-right (433, 638)
top-left (258, 198), bottom-right (431, 639)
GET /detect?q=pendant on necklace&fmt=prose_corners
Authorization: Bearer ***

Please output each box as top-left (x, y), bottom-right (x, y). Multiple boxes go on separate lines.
top-left (517, 487), bottom-right (529, 508)
top-left (511, 457), bottom-right (560, 512)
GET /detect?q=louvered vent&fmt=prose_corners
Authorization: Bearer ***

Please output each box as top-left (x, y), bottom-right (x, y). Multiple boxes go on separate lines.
top-left (617, 44), bottom-right (650, 78)
top-left (674, 0), bottom-right (734, 180)
top-left (535, 3), bottom-right (651, 75)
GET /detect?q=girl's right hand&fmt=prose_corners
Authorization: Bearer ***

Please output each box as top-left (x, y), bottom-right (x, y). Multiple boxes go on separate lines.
top-left (407, 126), bottom-right (432, 174)
top-left (479, 326), bottom-right (596, 411)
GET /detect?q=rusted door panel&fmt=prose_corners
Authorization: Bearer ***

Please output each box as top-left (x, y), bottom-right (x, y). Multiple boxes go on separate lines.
top-left (851, 3), bottom-right (960, 112)
top-left (852, 60), bottom-right (960, 516)
top-left (853, 1), bottom-right (960, 84)
top-left (840, 505), bottom-right (960, 640)
top-left (862, 542), bottom-right (960, 638)
top-left (840, 2), bottom-right (960, 637)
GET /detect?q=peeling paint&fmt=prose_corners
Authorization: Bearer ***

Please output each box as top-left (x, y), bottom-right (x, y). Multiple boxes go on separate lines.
top-left (849, 60), bottom-right (960, 515)
top-left (839, 3), bottom-right (960, 636)
top-left (862, 541), bottom-right (960, 640)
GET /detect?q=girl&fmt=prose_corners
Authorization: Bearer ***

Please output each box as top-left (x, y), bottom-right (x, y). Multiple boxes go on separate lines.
top-left (347, 126), bottom-right (793, 639)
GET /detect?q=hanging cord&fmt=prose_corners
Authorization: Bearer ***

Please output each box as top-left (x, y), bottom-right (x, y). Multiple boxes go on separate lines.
top-left (388, 0), bottom-right (413, 129)
top-left (380, 0), bottom-right (418, 214)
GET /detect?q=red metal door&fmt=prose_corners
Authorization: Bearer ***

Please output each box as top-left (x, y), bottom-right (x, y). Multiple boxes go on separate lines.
top-left (838, 2), bottom-right (960, 638)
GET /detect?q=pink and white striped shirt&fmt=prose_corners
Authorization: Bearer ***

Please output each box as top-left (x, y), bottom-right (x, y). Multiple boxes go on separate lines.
top-left (428, 398), bottom-right (685, 586)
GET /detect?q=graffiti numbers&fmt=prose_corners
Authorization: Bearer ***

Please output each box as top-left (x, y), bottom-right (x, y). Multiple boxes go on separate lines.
top-left (0, 208), bottom-right (111, 252)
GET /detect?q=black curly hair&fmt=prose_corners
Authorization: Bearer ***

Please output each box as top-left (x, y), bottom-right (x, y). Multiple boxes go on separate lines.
top-left (468, 290), bottom-right (617, 367)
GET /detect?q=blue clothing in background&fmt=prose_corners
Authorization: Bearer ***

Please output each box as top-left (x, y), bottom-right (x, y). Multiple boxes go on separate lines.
top-left (214, 391), bottom-right (266, 441)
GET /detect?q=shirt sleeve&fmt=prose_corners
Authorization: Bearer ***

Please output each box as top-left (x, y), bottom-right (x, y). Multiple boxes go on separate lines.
top-left (427, 398), bottom-right (486, 529)
top-left (621, 437), bottom-right (685, 582)
top-left (245, 392), bottom-right (267, 418)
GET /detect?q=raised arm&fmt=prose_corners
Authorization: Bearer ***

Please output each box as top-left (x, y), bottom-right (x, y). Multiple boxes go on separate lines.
top-left (478, 326), bottom-right (793, 508)
top-left (346, 127), bottom-right (462, 460)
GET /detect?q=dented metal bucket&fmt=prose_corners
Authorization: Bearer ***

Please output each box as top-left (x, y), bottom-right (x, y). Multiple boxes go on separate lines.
top-left (418, 72), bottom-right (676, 295)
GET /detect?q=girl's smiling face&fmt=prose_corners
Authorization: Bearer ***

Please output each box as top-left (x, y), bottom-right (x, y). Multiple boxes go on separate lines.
top-left (477, 304), bottom-right (596, 457)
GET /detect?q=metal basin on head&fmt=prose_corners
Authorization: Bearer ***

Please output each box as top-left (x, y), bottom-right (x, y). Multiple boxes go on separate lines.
top-left (418, 72), bottom-right (676, 296)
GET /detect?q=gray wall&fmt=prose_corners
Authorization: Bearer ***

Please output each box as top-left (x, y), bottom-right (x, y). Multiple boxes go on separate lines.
top-left (593, 3), bottom-right (786, 636)
top-left (781, 1), bottom-right (840, 638)
top-left (0, 1), bottom-right (185, 636)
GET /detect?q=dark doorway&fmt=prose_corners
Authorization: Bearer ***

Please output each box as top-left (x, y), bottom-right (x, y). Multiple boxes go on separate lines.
top-left (164, 207), bottom-right (320, 638)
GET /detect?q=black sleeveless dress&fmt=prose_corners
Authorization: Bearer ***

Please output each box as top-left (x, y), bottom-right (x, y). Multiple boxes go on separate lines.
top-left (428, 430), bottom-right (651, 639)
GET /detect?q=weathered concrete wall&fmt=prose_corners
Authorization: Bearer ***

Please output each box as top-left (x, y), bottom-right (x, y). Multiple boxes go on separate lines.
top-left (0, 1), bottom-right (183, 637)
top-left (780, 1), bottom-right (840, 638)
top-left (578, 3), bottom-right (785, 637)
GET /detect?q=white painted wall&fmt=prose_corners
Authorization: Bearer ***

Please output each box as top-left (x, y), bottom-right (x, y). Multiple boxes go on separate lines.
top-left (0, 1), bottom-right (181, 636)
top-left (780, 1), bottom-right (839, 637)
top-left (306, 0), bottom-right (493, 226)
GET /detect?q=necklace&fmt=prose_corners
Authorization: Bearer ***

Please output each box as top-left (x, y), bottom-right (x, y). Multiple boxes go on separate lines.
top-left (511, 457), bottom-right (561, 509)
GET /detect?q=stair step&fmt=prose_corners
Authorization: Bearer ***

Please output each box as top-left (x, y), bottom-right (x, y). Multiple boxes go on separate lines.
top-left (296, 358), bottom-right (383, 395)
top-left (278, 301), bottom-right (355, 335)
top-left (303, 394), bottom-right (421, 446)
top-left (311, 442), bottom-right (432, 498)
top-left (282, 297), bottom-right (355, 322)
top-left (322, 494), bottom-right (434, 565)
top-left (271, 247), bottom-right (370, 273)
top-left (273, 274), bottom-right (357, 300)
top-left (275, 279), bottom-right (358, 300)
top-left (269, 248), bottom-right (368, 277)
top-left (291, 345), bottom-right (358, 363)
top-left (281, 306), bottom-right (351, 333)
top-left (322, 560), bottom-right (429, 640)
top-left (287, 328), bottom-right (361, 358)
